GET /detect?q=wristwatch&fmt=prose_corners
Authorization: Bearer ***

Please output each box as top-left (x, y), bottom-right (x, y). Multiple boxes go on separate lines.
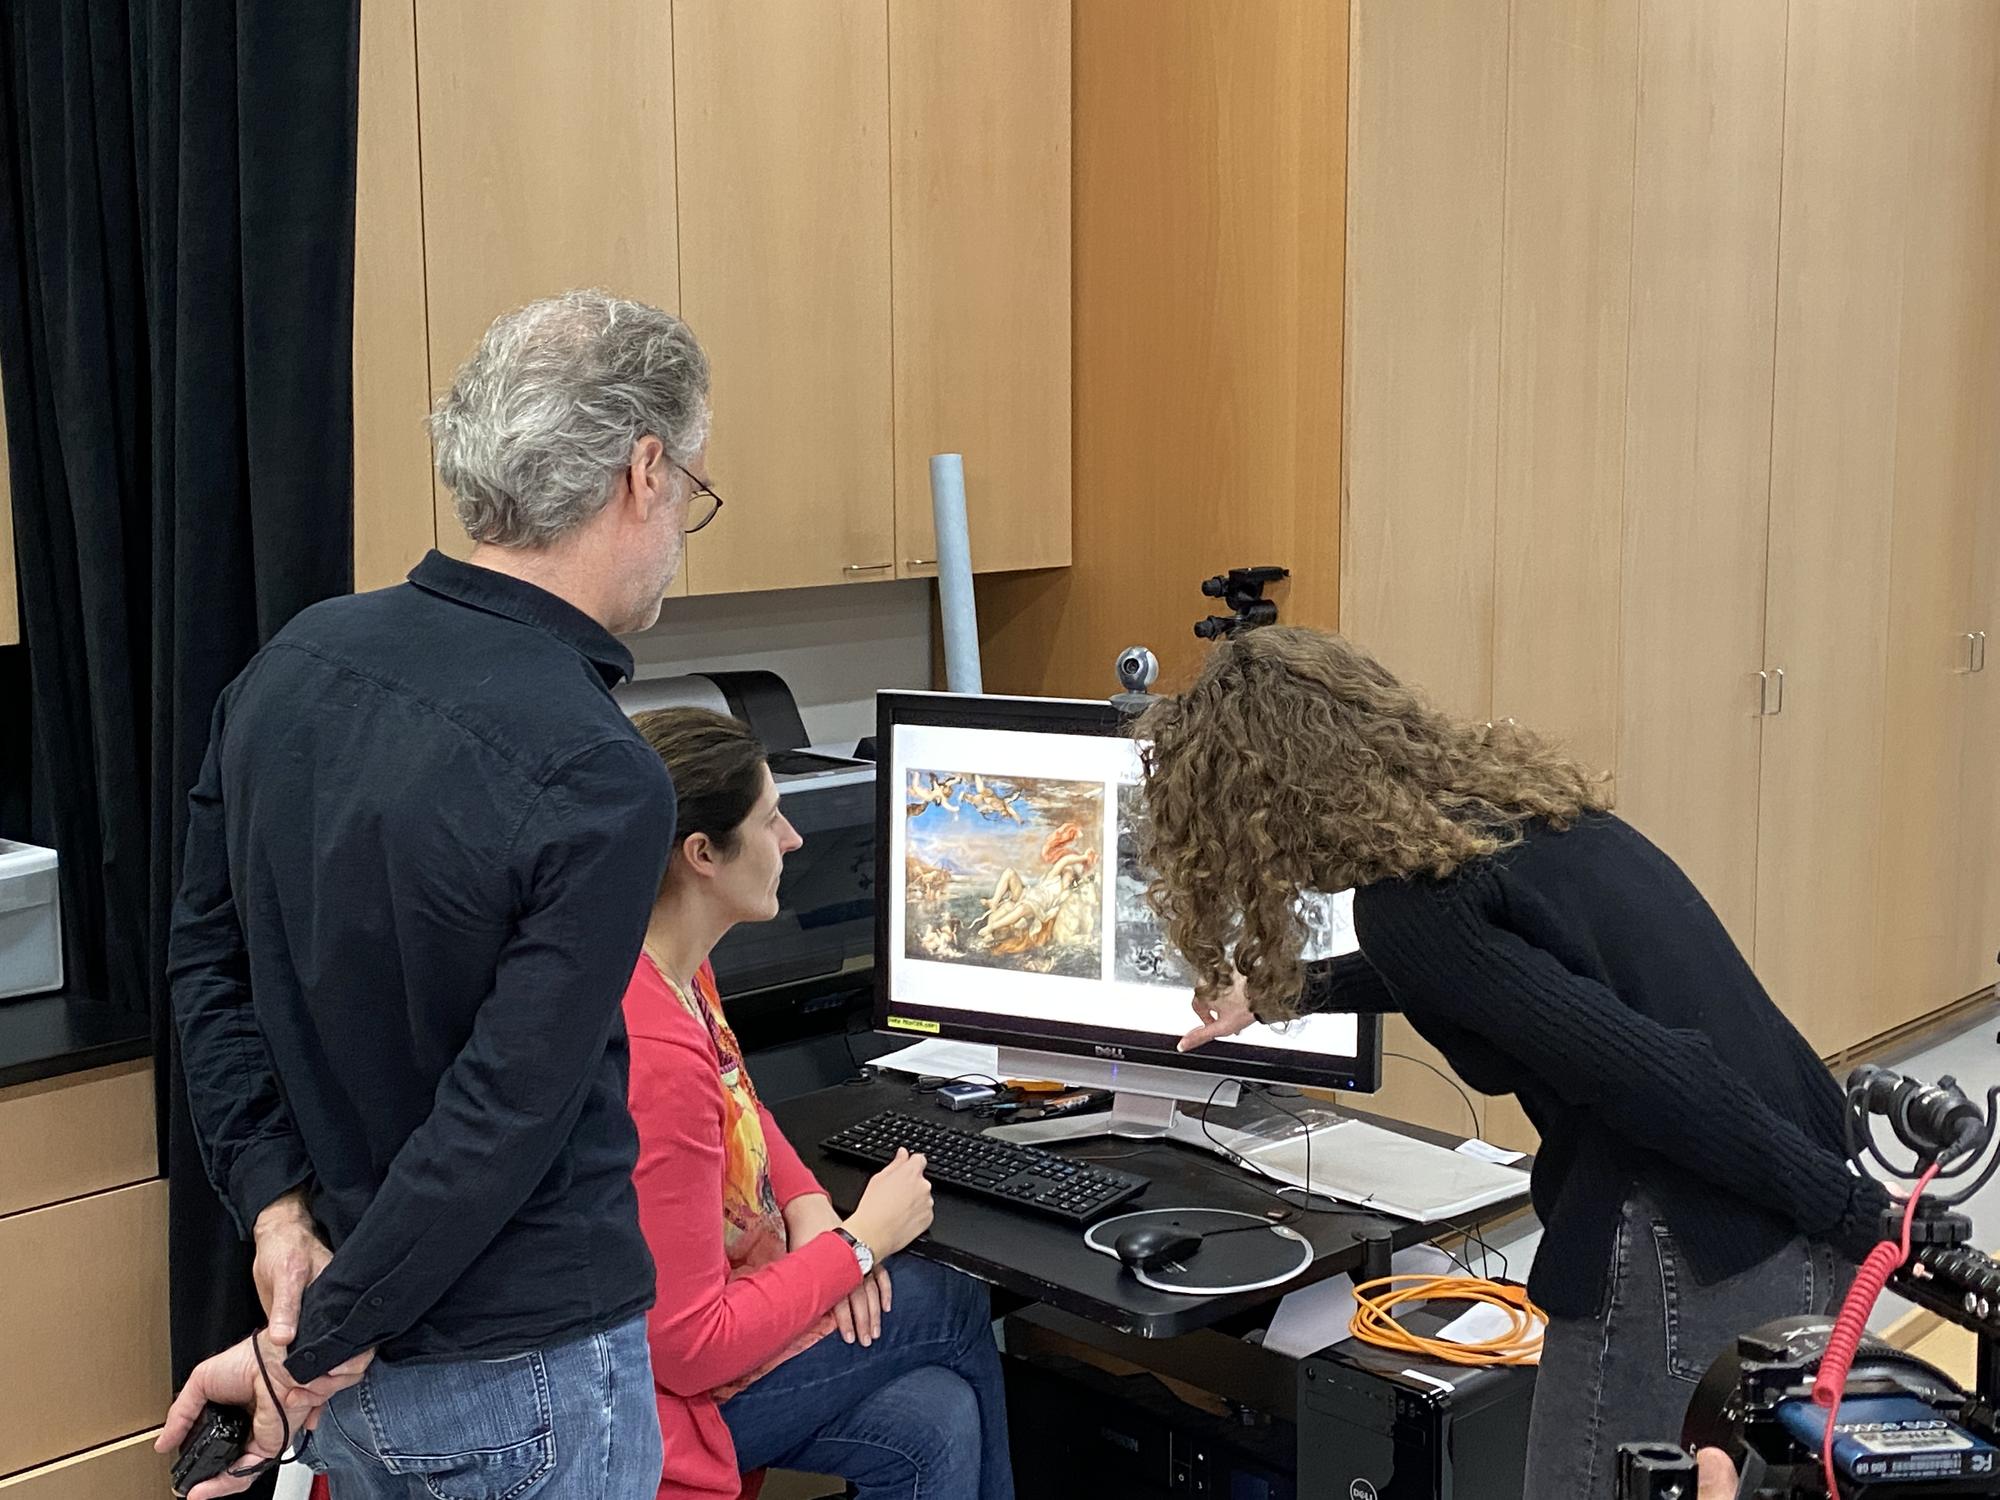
top-left (833, 1227), bottom-right (875, 1275)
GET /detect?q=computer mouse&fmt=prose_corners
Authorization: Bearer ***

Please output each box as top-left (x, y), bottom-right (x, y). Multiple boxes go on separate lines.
top-left (1113, 1224), bottom-right (1204, 1272)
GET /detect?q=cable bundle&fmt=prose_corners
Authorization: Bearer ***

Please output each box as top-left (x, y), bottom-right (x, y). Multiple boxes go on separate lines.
top-left (1349, 1274), bottom-right (1546, 1367)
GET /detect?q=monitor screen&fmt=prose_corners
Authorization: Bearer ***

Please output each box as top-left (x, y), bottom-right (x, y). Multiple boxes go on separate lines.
top-left (873, 691), bottom-right (1381, 1092)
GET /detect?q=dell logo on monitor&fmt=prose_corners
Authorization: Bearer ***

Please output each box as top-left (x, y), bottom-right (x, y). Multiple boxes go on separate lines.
top-left (1093, 1044), bottom-right (1127, 1061)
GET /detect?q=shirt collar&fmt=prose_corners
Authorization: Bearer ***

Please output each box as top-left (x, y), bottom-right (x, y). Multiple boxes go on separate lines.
top-left (408, 551), bottom-right (636, 687)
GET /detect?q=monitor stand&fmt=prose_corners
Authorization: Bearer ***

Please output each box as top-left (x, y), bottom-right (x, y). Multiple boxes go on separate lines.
top-left (980, 1046), bottom-right (1243, 1147)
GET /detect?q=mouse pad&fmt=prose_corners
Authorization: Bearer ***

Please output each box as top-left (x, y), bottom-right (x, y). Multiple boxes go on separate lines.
top-left (1084, 1207), bottom-right (1313, 1296)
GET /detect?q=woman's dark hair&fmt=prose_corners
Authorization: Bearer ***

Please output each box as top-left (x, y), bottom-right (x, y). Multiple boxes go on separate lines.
top-left (630, 707), bottom-right (767, 858)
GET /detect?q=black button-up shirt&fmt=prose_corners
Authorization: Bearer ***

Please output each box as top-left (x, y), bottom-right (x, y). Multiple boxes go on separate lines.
top-left (169, 552), bottom-right (675, 1380)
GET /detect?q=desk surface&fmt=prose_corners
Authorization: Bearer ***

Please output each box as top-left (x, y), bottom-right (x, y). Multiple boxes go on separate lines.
top-left (773, 1077), bottom-right (1529, 1339)
top-left (0, 992), bottom-right (153, 1090)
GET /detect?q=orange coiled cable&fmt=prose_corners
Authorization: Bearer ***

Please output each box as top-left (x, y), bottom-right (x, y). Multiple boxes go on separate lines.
top-left (1349, 1274), bottom-right (1546, 1367)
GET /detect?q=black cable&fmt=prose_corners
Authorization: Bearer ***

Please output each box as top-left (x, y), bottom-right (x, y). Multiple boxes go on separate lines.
top-left (224, 1332), bottom-right (294, 1480)
top-left (1382, 1053), bottom-right (1521, 1280)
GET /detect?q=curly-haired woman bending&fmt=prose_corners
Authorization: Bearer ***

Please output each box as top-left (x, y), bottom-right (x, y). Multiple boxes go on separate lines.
top-left (1137, 626), bottom-right (1886, 1499)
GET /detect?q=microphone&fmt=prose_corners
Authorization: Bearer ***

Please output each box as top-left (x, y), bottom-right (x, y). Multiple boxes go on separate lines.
top-left (1847, 1066), bottom-right (1987, 1159)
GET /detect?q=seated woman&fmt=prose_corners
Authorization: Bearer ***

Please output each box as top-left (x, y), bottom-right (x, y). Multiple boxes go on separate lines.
top-left (624, 707), bottom-right (1016, 1500)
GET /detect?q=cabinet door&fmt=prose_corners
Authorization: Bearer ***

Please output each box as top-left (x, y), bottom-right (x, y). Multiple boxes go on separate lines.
top-left (889, 0), bottom-right (1070, 580)
top-left (1951, 11), bottom-right (2000, 1005)
top-left (1617, 0), bottom-right (1787, 954)
top-left (675, 0), bottom-right (894, 595)
top-left (1341, 0), bottom-right (1508, 722)
top-left (353, 0), bottom-right (436, 591)
top-left (1490, 0), bottom-right (1639, 775)
top-left (1755, 0), bottom-right (1915, 1053)
top-left (1875, 1), bottom-right (2000, 1027)
top-left (0, 1182), bottom-right (169, 1478)
top-left (1345, 0), bottom-right (1521, 1147)
top-left (414, 0), bottom-right (684, 590)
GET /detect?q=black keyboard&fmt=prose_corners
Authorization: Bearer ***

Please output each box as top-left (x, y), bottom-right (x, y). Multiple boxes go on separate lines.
top-left (821, 1110), bottom-right (1149, 1224)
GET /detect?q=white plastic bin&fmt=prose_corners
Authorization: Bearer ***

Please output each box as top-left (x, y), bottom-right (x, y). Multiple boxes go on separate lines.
top-left (0, 840), bottom-right (63, 999)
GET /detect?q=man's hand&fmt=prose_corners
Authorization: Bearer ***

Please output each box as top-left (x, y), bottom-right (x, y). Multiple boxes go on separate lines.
top-left (1179, 970), bottom-right (1257, 1051)
top-left (1697, 1447), bottom-right (1739, 1499)
top-left (252, 1189), bottom-right (331, 1353)
top-left (156, 1336), bottom-right (317, 1500)
top-left (784, 1193), bottom-right (893, 1347)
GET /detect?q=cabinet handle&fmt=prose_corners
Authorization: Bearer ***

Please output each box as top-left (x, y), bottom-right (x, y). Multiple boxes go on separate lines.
top-left (906, 558), bottom-right (937, 568)
top-left (842, 562), bottom-right (895, 575)
top-left (1961, 633), bottom-right (1980, 674)
top-left (1758, 668), bottom-right (1785, 716)
top-left (1979, 633), bottom-right (1989, 673)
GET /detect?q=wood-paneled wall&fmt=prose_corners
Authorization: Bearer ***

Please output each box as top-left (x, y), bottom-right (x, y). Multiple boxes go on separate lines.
top-left (353, 0), bottom-right (437, 592)
top-left (978, 2), bottom-right (1345, 701)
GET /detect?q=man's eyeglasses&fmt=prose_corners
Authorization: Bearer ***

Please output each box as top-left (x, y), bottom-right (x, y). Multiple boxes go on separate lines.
top-left (670, 460), bottom-right (724, 534)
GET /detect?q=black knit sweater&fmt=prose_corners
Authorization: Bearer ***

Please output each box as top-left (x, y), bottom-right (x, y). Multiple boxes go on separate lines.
top-left (1300, 812), bottom-right (1890, 1319)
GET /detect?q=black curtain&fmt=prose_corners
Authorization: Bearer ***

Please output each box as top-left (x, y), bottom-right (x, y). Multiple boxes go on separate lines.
top-left (0, 0), bottom-right (360, 1425)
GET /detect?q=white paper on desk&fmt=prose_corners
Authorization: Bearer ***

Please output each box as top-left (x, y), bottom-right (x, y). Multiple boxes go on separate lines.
top-left (1262, 1244), bottom-right (1456, 1359)
top-left (1436, 1299), bottom-right (1545, 1355)
top-left (868, 1039), bottom-right (1001, 1080)
top-left (1455, 1138), bottom-right (1528, 1166)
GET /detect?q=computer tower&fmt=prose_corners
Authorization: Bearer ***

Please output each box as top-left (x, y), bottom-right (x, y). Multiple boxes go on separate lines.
top-left (1004, 1345), bottom-right (1297, 1500)
top-left (1297, 1309), bottom-right (1535, 1500)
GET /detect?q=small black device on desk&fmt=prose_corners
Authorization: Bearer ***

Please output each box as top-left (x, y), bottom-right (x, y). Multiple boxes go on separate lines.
top-left (821, 1108), bottom-right (1148, 1224)
top-left (1298, 1304), bottom-right (1536, 1500)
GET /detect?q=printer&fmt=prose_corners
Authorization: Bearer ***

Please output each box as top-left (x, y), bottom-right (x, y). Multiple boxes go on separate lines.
top-left (616, 671), bottom-right (878, 1084)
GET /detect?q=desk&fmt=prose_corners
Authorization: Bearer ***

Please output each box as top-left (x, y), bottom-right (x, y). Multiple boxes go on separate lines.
top-left (773, 1077), bottom-right (1530, 1341)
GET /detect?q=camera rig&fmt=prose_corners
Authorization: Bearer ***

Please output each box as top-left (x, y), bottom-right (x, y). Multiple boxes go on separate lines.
top-left (1193, 565), bottom-right (1289, 640)
top-left (1618, 1067), bottom-right (2000, 1498)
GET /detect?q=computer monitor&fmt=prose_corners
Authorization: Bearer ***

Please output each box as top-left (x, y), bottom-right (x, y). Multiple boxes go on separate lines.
top-left (873, 690), bottom-right (1381, 1132)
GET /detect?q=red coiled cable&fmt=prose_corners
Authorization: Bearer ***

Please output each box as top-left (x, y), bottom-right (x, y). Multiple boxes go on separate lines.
top-left (1810, 1162), bottom-right (1943, 1498)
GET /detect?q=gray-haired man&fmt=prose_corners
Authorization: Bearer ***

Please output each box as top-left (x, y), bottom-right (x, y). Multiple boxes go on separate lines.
top-left (162, 291), bottom-right (712, 1497)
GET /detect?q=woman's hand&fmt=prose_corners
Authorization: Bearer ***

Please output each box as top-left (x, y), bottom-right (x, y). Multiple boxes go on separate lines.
top-left (1179, 970), bottom-right (1257, 1051)
top-left (843, 1148), bottom-right (934, 1259)
top-left (832, 1265), bottom-right (894, 1347)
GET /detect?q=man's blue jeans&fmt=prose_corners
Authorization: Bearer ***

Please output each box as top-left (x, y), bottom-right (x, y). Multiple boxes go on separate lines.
top-left (721, 1256), bottom-right (1014, 1500)
top-left (302, 1313), bottom-right (661, 1499)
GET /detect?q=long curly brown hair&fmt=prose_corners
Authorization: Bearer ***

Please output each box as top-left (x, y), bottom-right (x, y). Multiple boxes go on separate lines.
top-left (1135, 626), bottom-right (1610, 1017)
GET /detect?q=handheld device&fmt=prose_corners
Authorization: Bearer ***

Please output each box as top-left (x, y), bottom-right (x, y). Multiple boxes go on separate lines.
top-left (170, 1402), bottom-right (250, 1496)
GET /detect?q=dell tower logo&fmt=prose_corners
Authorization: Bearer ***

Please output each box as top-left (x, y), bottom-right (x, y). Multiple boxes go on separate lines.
top-left (1349, 1483), bottom-right (1379, 1500)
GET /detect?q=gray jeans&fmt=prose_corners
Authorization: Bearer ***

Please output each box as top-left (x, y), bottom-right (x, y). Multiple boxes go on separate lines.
top-left (1523, 1197), bottom-right (1849, 1499)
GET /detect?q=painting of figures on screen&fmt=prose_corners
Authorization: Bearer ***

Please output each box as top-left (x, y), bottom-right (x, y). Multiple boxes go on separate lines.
top-left (904, 769), bottom-right (1103, 978)
top-left (1113, 780), bottom-right (1191, 987)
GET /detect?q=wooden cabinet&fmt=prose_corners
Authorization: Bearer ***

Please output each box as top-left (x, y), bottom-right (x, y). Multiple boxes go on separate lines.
top-left (413, 0), bottom-right (685, 586)
top-left (1489, 0), bottom-right (1638, 775)
top-left (351, 0), bottom-right (1068, 600)
top-left (0, 1183), bottom-right (170, 1479)
top-left (1616, 0), bottom-right (1786, 955)
top-left (1872, 1), bottom-right (2000, 1031)
top-left (889, 0), bottom-right (1071, 581)
top-left (978, 0), bottom-right (1344, 702)
top-left (353, 0), bottom-right (437, 591)
top-left (1753, 0), bottom-right (1914, 1053)
top-left (1341, 0), bottom-right (1506, 723)
top-left (674, 0), bottom-right (894, 596)
top-left (0, 1433), bottom-right (172, 1500)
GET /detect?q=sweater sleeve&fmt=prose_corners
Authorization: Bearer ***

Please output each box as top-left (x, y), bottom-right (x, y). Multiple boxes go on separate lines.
top-left (629, 1027), bottom-right (863, 1399)
top-left (760, 1106), bottom-right (829, 1208)
top-left (1356, 873), bottom-right (1887, 1250)
top-left (1294, 952), bottom-right (1402, 1017)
